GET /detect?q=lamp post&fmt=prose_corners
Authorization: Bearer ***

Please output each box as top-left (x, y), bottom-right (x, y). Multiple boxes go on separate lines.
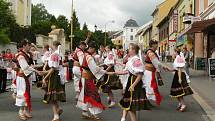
top-left (70, 0), bottom-right (74, 51)
top-left (104, 20), bottom-right (115, 46)
top-left (94, 25), bottom-right (97, 32)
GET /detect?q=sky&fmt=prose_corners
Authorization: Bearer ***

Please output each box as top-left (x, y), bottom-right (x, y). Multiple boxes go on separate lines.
top-left (32, 0), bottom-right (165, 31)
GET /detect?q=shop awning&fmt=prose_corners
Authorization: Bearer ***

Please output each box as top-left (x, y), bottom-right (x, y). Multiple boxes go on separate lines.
top-left (187, 18), bottom-right (215, 33)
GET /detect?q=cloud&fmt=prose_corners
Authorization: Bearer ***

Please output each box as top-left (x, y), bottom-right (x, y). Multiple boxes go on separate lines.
top-left (32, 0), bottom-right (165, 31)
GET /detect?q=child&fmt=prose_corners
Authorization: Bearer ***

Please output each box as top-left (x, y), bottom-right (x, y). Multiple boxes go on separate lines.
top-left (170, 48), bottom-right (193, 112)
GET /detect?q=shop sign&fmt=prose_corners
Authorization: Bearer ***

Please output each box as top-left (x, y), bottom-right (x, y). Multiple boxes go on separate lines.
top-left (177, 35), bottom-right (187, 46)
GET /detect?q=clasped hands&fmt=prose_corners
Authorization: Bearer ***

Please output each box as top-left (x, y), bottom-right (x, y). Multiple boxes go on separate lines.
top-left (105, 71), bottom-right (135, 91)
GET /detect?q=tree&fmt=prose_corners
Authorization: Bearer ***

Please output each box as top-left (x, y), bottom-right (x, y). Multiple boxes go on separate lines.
top-left (0, 0), bottom-right (18, 43)
top-left (72, 11), bottom-right (80, 31)
top-left (31, 21), bottom-right (52, 36)
top-left (50, 15), bottom-right (58, 26)
top-left (0, 0), bottom-right (16, 29)
top-left (31, 3), bottom-right (52, 24)
top-left (66, 11), bottom-right (82, 49)
top-left (0, 29), bottom-right (10, 44)
top-left (82, 22), bottom-right (88, 31)
top-left (57, 15), bottom-right (69, 31)
top-left (31, 3), bottom-right (54, 37)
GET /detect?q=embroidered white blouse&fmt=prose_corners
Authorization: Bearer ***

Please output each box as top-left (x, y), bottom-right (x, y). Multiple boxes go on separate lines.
top-left (125, 55), bottom-right (145, 76)
top-left (104, 51), bottom-right (115, 65)
top-left (48, 51), bottom-right (60, 69)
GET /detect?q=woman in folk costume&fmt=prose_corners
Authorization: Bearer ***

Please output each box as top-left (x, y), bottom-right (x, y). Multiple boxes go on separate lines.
top-left (40, 41), bottom-right (66, 121)
top-left (15, 39), bottom-right (41, 121)
top-left (107, 43), bottom-right (151, 121)
top-left (73, 32), bottom-right (91, 101)
top-left (144, 40), bottom-right (170, 106)
top-left (96, 45), bottom-right (122, 108)
top-left (77, 41), bottom-right (106, 121)
top-left (170, 48), bottom-right (193, 112)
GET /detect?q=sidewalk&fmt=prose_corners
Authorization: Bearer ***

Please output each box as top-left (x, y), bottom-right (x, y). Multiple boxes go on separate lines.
top-left (189, 69), bottom-right (215, 110)
top-left (165, 62), bottom-right (215, 120)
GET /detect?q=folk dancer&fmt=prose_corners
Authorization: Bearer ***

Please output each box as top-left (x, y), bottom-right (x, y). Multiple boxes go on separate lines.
top-left (144, 40), bottom-right (170, 106)
top-left (73, 32), bottom-right (91, 101)
top-left (77, 42), bottom-right (106, 121)
top-left (170, 48), bottom-right (193, 112)
top-left (15, 39), bottom-right (41, 121)
top-left (107, 43), bottom-right (151, 121)
top-left (40, 41), bottom-right (66, 121)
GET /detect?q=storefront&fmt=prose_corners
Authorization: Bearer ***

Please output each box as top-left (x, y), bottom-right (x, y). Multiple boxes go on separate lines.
top-left (176, 34), bottom-right (193, 49)
top-left (187, 18), bottom-right (215, 70)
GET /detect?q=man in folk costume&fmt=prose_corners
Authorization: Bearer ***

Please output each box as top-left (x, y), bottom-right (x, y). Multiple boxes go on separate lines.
top-left (77, 41), bottom-right (106, 121)
top-left (73, 33), bottom-right (91, 100)
top-left (144, 40), bottom-right (170, 106)
top-left (15, 39), bottom-right (41, 121)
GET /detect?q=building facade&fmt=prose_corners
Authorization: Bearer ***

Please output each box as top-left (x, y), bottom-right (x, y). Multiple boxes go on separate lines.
top-left (111, 31), bottom-right (123, 47)
top-left (151, 8), bottom-right (159, 42)
top-left (135, 21), bottom-right (152, 50)
top-left (175, 0), bottom-right (195, 50)
top-left (122, 19), bottom-right (139, 50)
top-left (186, 0), bottom-right (215, 70)
top-left (6, 0), bottom-right (32, 26)
top-left (152, 0), bottom-right (179, 55)
top-left (168, 8), bottom-right (178, 56)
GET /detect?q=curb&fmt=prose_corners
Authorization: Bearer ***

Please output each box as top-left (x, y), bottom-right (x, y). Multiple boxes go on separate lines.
top-left (192, 87), bottom-right (215, 121)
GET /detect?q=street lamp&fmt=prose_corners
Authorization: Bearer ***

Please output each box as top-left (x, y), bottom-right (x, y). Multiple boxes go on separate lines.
top-left (94, 24), bottom-right (97, 32)
top-left (70, 0), bottom-right (74, 51)
top-left (104, 20), bottom-right (115, 46)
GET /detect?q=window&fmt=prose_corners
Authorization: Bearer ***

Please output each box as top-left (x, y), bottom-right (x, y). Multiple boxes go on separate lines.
top-left (131, 29), bottom-right (133, 32)
top-left (199, 0), bottom-right (204, 14)
top-left (190, 4), bottom-right (193, 13)
top-left (166, 27), bottom-right (168, 37)
top-left (130, 35), bottom-right (133, 40)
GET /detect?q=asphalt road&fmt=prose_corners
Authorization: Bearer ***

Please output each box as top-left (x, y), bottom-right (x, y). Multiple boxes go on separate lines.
top-left (0, 71), bottom-right (207, 121)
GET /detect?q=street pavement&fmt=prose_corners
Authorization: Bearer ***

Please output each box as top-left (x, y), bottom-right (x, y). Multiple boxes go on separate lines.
top-left (0, 71), bottom-right (208, 121)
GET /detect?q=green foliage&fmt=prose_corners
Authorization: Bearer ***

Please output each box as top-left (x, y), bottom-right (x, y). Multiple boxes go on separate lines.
top-left (0, 29), bottom-right (10, 44)
top-left (72, 11), bottom-right (80, 31)
top-left (82, 22), bottom-right (88, 31)
top-left (0, 0), bottom-right (16, 29)
top-left (57, 15), bottom-right (69, 32)
top-left (31, 4), bottom-right (113, 50)
top-left (31, 3), bottom-right (52, 24)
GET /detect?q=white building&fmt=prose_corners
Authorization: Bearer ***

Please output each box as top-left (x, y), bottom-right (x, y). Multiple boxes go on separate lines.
top-left (123, 19), bottom-right (139, 50)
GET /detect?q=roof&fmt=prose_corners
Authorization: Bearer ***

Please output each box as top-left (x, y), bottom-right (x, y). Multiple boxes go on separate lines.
top-left (136, 21), bottom-right (153, 35)
top-left (124, 19), bottom-right (139, 28)
top-left (109, 30), bottom-right (123, 39)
